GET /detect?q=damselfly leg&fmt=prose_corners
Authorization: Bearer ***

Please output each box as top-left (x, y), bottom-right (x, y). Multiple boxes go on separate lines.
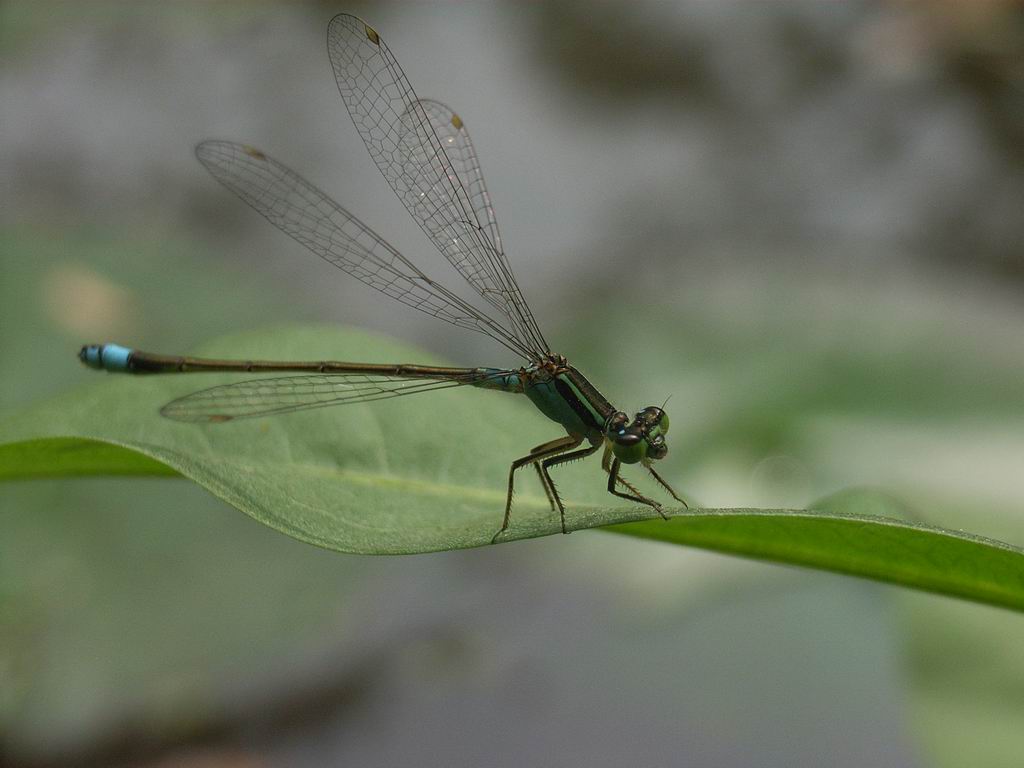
top-left (496, 434), bottom-right (581, 543)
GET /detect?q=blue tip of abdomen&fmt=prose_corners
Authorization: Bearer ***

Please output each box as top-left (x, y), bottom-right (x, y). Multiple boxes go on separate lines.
top-left (79, 344), bottom-right (133, 372)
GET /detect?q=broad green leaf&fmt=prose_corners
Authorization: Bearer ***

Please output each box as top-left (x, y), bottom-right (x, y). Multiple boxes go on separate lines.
top-left (2, 326), bottom-right (1023, 612)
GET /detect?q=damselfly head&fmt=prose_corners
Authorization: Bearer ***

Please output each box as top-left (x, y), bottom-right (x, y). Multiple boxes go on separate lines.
top-left (605, 406), bottom-right (670, 464)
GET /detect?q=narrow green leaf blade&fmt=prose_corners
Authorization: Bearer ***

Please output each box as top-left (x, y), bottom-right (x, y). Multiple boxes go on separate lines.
top-left (0, 436), bottom-right (176, 479)
top-left (602, 510), bottom-right (1024, 612)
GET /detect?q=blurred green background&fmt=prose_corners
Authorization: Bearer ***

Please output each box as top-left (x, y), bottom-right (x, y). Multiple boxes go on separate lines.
top-left (2, 1), bottom-right (1023, 766)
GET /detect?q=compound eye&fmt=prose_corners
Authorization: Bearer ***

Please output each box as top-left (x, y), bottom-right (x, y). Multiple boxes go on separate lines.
top-left (637, 406), bottom-right (664, 425)
top-left (647, 435), bottom-right (668, 459)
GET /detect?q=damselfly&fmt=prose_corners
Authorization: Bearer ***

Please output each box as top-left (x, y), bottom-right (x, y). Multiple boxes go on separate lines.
top-left (80, 13), bottom-right (686, 541)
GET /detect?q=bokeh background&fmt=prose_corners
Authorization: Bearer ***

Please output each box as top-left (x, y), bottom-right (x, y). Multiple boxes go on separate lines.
top-left (2, 1), bottom-right (1023, 766)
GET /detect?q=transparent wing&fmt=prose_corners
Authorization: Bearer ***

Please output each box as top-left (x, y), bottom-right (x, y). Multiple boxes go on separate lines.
top-left (327, 13), bottom-right (550, 359)
top-left (196, 140), bottom-right (534, 361)
top-left (405, 99), bottom-right (503, 264)
top-left (161, 370), bottom-right (505, 422)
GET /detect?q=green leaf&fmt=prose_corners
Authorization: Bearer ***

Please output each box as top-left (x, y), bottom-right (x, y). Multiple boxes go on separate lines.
top-left (3, 326), bottom-right (1023, 612)
top-left (605, 507), bottom-right (1024, 613)
top-left (0, 437), bottom-right (176, 478)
